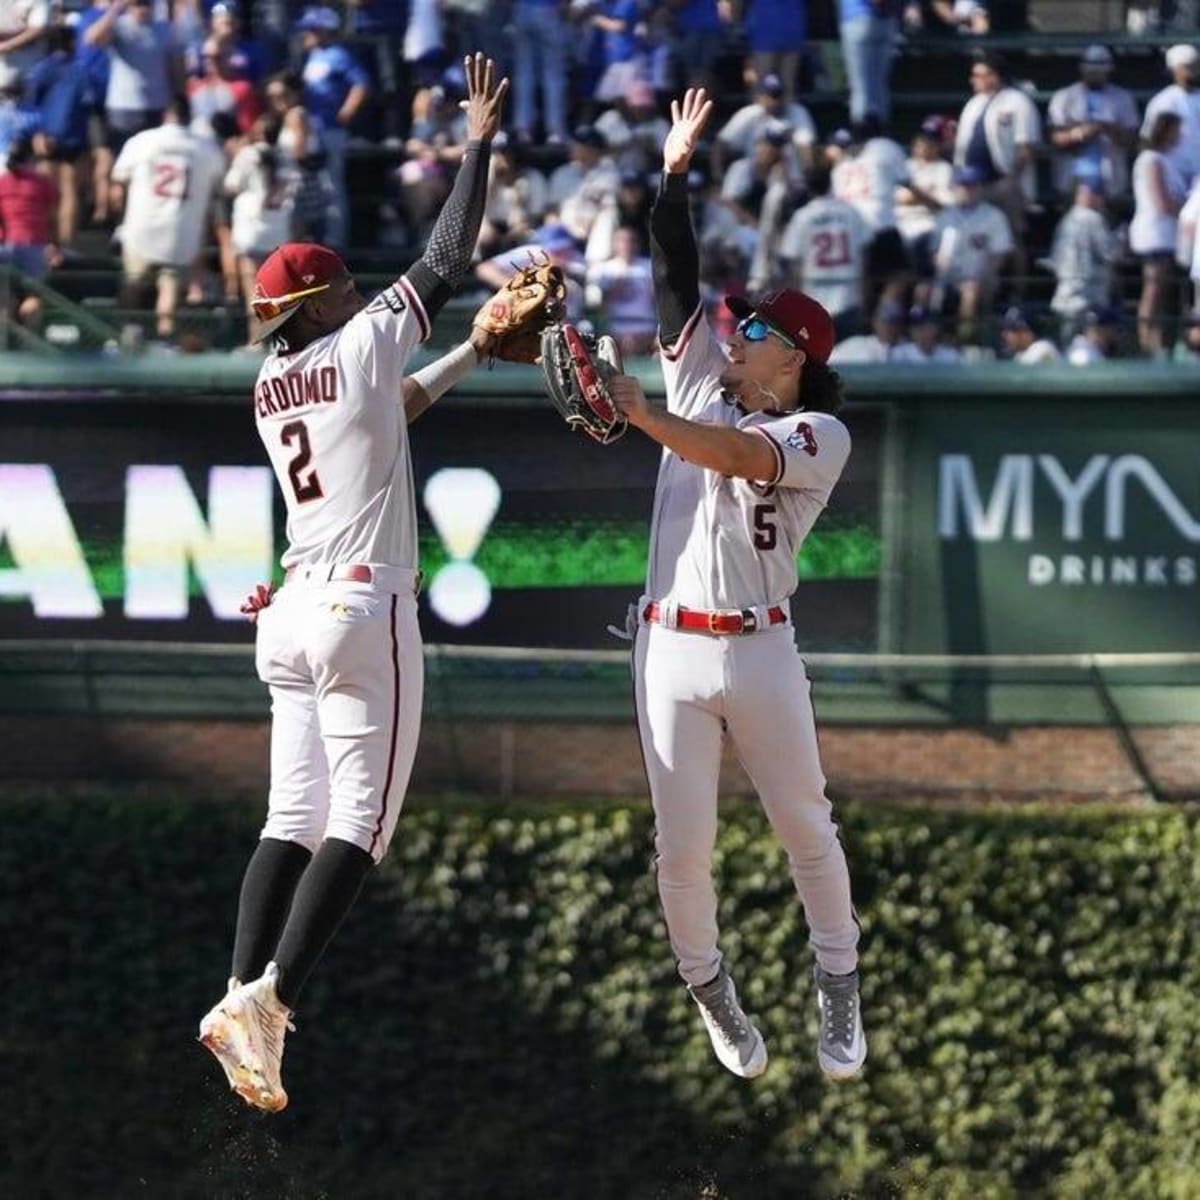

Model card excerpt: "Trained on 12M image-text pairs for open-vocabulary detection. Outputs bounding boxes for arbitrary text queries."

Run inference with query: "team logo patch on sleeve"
[786,421,819,456]
[366,285,407,315]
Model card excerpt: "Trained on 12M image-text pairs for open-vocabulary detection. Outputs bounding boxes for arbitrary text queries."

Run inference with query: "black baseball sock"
[271,838,375,1010]
[230,837,313,985]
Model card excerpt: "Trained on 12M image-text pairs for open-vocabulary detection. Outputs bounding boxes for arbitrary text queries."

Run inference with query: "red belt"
[286,563,375,584]
[642,602,787,635]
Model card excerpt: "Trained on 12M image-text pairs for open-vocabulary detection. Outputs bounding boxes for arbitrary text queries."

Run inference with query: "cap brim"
[251,302,304,343]
[725,295,754,320]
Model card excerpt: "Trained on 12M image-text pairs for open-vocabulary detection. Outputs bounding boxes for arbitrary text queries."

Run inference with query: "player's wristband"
[410,340,478,404]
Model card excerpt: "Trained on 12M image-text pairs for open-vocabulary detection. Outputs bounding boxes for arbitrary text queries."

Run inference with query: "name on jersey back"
[256,367,339,419]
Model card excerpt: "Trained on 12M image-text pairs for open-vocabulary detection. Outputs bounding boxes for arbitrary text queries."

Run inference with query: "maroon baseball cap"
[725,288,836,365]
[252,242,348,337]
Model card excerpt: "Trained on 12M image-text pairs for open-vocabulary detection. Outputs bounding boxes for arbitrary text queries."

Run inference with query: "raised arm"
[650,87,713,348]
[402,53,509,321]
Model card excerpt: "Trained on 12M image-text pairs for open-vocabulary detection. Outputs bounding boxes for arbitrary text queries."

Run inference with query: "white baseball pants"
[254,569,423,863]
[634,622,860,985]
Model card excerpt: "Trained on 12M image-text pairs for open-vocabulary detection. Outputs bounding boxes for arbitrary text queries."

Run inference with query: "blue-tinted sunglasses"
[735,314,797,349]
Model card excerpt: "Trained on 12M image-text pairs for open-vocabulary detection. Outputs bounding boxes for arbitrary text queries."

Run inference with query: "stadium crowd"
[0,0,1199,361]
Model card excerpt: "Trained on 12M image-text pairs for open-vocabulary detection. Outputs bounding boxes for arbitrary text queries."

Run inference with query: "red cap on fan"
[252,243,348,337]
[725,288,836,365]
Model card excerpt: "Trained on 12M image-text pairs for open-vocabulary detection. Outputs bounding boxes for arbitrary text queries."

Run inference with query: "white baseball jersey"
[896,156,954,242]
[112,123,226,267]
[648,305,851,611]
[779,195,871,317]
[831,137,907,231]
[717,101,816,158]
[253,279,430,571]
[225,144,299,257]
[932,200,1013,284]
[954,86,1042,202]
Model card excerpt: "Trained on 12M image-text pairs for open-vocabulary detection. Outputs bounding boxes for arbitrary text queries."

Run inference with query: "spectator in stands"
[587,0,646,107]
[1047,46,1139,209]
[1177,170,1200,314]
[693,163,757,276]
[829,297,905,362]
[25,25,94,250]
[0,133,59,311]
[1171,311,1200,362]
[594,78,669,174]
[557,123,620,244]
[897,117,954,303]
[398,79,468,242]
[720,119,792,242]
[741,0,808,103]
[110,93,225,341]
[0,74,40,169]
[832,114,913,310]
[778,164,870,337]
[586,220,656,355]
[586,166,651,260]
[1066,305,1120,365]
[931,164,1012,343]
[1142,43,1200,185]
[668,0,729,93]
[86,0,182,157]
[265,71,338,244]
[911,0,989,35]
[192,2,268,85]
[403,0,446,93]
[892,305,961,362]
[188,37,261,136]
[476,220,586,320]
[225,111,296,325]
[998,303,1061,364]
[1131,111,1186,356]
[1047,178,1116,335]
[479,130,549,257]
[346,0,407,144]
[512,0,569,145]
[442,0,506,86]
[297,5,369,249]
[74,0,115,227]
[838,0,902,123]
[712,72,815,178]
[0,1,48,92]
[953,50,1040,283]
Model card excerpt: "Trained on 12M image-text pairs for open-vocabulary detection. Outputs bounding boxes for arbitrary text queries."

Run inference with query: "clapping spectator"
[953,50,1041,281]
[892,305,961,362]
[1047,45,1139,206]
[224,112,297,325]
[586,221,656,355]
[896,117,954,298]
[1066,305,1120,365]
[298,5,370,248]
[24,25,94,249]
[999,304,1062,363]
[187,37,261,137]
[85,0,182,157]
[838,0,902,123]
[777,164,870,336]
[1047,179,1116,333]
[0,0,48,92]
[264,71,338,244]
[740,0,808,102]
[930,163,1012,342]
[1142,44,1200,186]
[1131,111,1186,355]
[110,93,225,340]
[712,72,815,178]
[512,0,569,144]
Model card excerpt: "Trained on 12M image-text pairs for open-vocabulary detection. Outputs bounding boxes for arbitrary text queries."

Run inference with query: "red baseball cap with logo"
[252,242,349,338]
[725,288,836,365]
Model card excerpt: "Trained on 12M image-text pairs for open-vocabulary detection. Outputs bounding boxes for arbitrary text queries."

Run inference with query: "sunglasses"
[736,315,797,349]
[251,282,330,321]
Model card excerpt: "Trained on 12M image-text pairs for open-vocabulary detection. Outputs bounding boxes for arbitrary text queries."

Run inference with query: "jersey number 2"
[281,420,323,503]
[753,503,777,550]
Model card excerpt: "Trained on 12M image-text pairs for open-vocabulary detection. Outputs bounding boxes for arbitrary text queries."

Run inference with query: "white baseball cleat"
[814,965,867,1081]
[199,962,294,1112]
[688,967,768,1079]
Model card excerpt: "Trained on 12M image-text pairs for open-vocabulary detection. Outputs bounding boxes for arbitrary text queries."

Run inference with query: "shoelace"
[820,980,857,1048]
[250,993,294,1077]
[706,990,750,1047]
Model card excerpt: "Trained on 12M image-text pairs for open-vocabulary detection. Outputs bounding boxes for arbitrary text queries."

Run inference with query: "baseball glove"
[540,322,627,445]
[472,255,568,364]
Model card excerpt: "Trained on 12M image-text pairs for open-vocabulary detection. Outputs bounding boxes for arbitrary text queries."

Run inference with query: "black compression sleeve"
[650,171,701,348]
[402,139,492,321]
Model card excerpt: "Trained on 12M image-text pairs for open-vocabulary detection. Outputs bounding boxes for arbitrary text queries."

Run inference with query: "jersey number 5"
[281,419,323,503]
[753,503,777,550]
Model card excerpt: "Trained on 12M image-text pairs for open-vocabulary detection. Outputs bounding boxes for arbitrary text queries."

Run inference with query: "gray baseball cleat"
[688,967,768,1079]
[814,965,867,1081]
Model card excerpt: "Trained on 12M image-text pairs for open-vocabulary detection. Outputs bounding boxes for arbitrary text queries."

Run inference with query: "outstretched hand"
[662,87,714,175]
[459,52,510,144]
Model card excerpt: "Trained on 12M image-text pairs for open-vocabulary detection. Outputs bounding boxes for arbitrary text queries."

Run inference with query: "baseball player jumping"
[608,89,866,1082]
[198,54,509,1114]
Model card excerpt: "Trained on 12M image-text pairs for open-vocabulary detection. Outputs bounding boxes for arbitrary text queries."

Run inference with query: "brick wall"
[3,718,1197,803]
